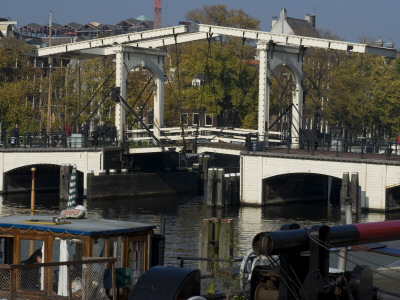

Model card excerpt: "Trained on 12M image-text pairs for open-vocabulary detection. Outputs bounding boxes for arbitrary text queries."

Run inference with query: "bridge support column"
[257,43,270,142]
[291,79,303,149]
[115,50,127,143]
[114,46,166,142]
[153,64,165,139]
[0,153,3,194]
[256,43,305,148]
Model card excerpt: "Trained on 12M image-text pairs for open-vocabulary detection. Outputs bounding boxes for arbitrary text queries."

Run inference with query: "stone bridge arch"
[4,164,84,196]
[0,150,104,195]
[261,172,342,205]
[241,154,400,210]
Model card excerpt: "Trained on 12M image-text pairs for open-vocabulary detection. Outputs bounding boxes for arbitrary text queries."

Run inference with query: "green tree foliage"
[164,39,258,128]
[325,53,400,141]
[0,38,43,132]
[162,5,260,128]
[49,56,115,132]
[78,57,115,127]
[301,28,400,143]
[125,68,155,129]
[186,4,260,29]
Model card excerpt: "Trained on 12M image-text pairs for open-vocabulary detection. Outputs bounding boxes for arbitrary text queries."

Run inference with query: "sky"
[4,0,400,49]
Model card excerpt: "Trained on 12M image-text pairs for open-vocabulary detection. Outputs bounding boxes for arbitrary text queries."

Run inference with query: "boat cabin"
[0,214,156,299]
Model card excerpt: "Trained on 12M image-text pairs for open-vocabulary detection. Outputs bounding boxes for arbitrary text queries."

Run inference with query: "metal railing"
[1,129,119,149]
[0,258,116,300]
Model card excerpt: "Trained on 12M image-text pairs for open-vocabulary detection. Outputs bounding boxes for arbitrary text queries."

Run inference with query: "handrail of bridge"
[126,127,400,159]
[36,25,189,57]
[198,24,398,57]
[2,127,400,161]
[0,130,118,149]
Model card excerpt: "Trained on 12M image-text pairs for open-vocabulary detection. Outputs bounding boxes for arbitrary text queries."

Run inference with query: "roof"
[39,23,62,30]
[286,17,319,38]
[118,18,141,26]
[194,73,205,80]
[136,15,150,21]
[20,23,42,30]
[66,22,82,29]
[0,215,156,236]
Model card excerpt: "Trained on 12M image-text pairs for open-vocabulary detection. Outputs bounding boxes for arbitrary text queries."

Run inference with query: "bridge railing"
[0,130,119,149]
[294,133,400,160]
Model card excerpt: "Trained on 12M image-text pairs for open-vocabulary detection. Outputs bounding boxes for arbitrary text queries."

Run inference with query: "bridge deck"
[0,146,121,152]
[193,142,400,164]
[2,143,399,165]
[245,147,400,165]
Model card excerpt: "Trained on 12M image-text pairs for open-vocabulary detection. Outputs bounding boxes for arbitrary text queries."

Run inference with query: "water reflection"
[0,192,394,268]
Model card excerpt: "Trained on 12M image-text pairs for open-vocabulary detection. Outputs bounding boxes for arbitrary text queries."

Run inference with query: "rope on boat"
[306,230,400,284]
[0,225,86,237]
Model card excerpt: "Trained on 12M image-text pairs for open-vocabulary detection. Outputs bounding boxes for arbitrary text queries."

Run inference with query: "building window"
[205,114,213,126]
[181,113,188,125]
[193,113,200,126]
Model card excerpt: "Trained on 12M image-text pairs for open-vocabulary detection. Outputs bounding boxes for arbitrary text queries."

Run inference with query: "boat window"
[51,238,84,294]
[0,237,13,264]
[93,238,106,257]
[20,239,44,264]
[51,238,84,262]
[110,237,122,268]
[129,239,146,284]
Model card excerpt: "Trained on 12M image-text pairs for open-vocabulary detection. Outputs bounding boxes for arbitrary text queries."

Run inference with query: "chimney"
[280,8,287,20]
[305,14,316,28]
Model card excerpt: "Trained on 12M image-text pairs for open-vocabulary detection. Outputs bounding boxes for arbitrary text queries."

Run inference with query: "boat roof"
[0,215,156,237]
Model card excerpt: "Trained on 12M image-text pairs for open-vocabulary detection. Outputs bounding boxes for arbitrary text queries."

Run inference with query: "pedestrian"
[81,120,89,146]
[21,248,42,290]
[11,123,20,147]
[63,124,72,137]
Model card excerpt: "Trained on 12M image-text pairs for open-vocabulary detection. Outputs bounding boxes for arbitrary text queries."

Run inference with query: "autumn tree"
[163,5,260,128]
[0,38,44,133]
[186,4,260,29]
[324,52,400,142]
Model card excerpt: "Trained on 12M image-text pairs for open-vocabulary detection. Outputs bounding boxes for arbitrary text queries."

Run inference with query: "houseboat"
[0,213,156,299]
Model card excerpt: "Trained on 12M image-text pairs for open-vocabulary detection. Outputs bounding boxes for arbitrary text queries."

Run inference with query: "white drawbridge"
[37,24,397,147]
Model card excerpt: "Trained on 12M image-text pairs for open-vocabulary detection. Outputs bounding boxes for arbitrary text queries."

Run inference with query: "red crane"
[154,0,162,29]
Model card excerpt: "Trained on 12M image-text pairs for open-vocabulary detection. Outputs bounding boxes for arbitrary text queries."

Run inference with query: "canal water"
[2,192,400,269]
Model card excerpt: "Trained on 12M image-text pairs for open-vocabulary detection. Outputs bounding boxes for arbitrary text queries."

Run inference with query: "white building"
[271,8,318,37]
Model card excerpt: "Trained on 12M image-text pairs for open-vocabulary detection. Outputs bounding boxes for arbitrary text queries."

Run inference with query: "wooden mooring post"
[207,168,240,207]
[338,171,360,270]
[198,154,211,193]
[207,168,218,206]
[198,218,234,272]
[340,172,360,215]
[59,164,72,200]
